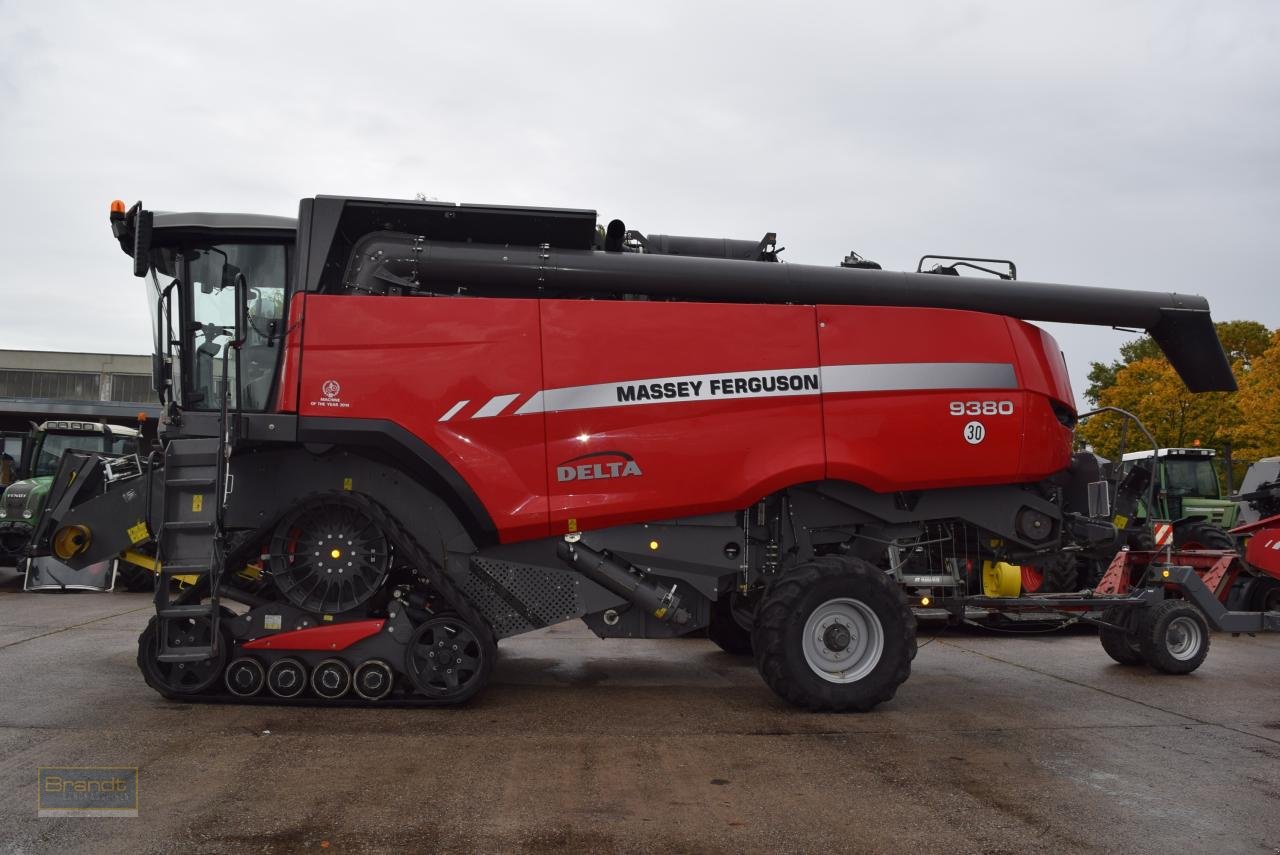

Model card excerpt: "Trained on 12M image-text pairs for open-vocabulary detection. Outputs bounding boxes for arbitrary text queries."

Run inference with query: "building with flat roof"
[0,349,161,434]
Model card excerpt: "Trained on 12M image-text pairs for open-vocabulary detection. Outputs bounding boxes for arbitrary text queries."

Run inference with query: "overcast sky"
[1,1,1276,407]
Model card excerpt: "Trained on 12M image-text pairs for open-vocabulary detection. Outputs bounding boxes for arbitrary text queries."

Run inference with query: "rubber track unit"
[751,555,915,712]
[140,491,496,707]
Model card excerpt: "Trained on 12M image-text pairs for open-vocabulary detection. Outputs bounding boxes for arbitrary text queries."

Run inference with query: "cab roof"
[39,420,140,437]
[1120,447,1215,461]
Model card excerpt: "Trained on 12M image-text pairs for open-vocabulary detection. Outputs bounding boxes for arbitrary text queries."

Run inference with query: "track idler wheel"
[404,615,493,704]
[353,660,395,701]
[311,658,352,699]
[267,658,308,698]
[225,657,266,697]
[268,495,392,614]
[137,616,228,697]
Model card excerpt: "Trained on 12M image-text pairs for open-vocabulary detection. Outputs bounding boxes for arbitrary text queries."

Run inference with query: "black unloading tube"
[557,537,690,625]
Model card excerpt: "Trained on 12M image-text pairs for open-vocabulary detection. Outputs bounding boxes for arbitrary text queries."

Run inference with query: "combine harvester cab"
[31,195,1264,711]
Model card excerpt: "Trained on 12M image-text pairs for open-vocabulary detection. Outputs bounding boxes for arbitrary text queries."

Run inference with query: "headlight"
[0,510,6,518]
[22,510,32,519]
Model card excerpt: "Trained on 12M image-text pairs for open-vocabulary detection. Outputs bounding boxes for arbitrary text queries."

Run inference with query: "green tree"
[1226,329,1280,462]
[1085,321,1269,406]
[1078,321,1273,473]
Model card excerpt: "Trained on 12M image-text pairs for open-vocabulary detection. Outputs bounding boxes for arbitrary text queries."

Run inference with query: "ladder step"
[164,520,215,532]
[156,648,217,663]
[160,563,210,577]
[165,477,216,488]
[157,604,215,619]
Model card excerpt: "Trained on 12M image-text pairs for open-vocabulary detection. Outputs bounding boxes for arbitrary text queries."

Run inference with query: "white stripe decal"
[510,362,1015,416]
[447,362,1015,419]
[473,393,522,419]
[438,399,470,422]
[821,362,1017,393]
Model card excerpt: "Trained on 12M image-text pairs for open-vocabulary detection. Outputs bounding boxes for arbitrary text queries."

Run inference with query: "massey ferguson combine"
[32,195,1277,711]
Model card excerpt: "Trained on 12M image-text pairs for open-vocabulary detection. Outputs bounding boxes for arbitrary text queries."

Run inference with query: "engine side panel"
[295,296,1075,542]
[537,300,825,533]
[818,306,1041,491]
[297,295,550,541]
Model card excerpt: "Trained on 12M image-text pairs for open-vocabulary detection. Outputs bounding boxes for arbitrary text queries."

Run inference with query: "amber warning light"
[110,199,127,215]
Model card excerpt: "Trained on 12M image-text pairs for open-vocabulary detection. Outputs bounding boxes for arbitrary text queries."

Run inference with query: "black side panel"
[295,416,496,544]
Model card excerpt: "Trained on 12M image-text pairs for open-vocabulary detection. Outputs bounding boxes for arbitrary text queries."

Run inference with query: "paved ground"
[1,564,1279,855]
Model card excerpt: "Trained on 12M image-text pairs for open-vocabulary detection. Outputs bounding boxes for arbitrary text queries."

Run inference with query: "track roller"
[225,657,266,697]
[267,657,308,698]
[405,615,492,704]
[353,660,395,701]
[311,658,352,699]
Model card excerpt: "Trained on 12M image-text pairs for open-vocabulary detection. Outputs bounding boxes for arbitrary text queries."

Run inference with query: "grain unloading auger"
[33,194,1269,711]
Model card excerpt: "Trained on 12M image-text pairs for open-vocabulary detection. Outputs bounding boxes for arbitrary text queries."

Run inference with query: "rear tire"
[1020,552,1079,593]
[1247,577,1280,613]
[1173,522,1235,551]
[1138,600,1210,674]
[1097,606,1144,665]
[116,563,155,593]
[707,594,753,655]
[752,555,915,712]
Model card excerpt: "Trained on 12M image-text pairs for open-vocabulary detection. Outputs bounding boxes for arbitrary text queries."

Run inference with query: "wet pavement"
[1,564,1278,854]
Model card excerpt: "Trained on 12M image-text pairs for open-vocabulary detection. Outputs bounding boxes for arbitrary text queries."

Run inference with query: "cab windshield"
[34,432,136,477]
[1163,458,1220,498]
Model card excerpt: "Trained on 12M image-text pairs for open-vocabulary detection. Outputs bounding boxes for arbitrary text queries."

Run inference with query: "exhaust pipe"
[557,538,690,625]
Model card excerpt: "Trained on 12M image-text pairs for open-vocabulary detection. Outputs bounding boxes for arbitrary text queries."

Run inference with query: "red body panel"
[1242,518,1280,579]
[539,301,824,531]
[300,296,550,541]
[274,292,307,413]
[296,296,1077,542]
[242,618,386,651]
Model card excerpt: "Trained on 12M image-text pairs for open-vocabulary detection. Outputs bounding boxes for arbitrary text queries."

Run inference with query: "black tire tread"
[1172,522,1235,551]
[751,555,915,712]
[1097,606,1144,665]
[1022,552,1079,593]
[1138,599,1210,674]
[707,595,753,655]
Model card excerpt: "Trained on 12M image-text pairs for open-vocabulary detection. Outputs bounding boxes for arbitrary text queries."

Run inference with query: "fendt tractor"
[0,419,148,591]
[32,196,1279,712]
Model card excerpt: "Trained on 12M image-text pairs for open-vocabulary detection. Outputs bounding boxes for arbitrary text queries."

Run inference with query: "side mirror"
[234,272,248,347]
[151,353,168,400]
[18,430,35,480]
[221,262,243,292]
[131,204,152,278]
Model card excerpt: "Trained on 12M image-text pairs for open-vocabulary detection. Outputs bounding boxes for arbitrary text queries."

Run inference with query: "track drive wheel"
[1020,552,1079,594]
[752,555,915,712]
[404,614,493,704]
[1097,606,1144,665]
[1138,599,1210,674]
[707,593,753,655]
[268,494,392,614]
[1173,522,1235,551]
[137,616,228,698]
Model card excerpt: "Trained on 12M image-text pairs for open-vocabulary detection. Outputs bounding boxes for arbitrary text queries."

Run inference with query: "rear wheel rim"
[1165,615,1204,661]
[801,597,884,684]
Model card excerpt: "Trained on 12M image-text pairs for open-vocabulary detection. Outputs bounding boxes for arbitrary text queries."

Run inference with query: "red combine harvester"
[33,196,1277,711]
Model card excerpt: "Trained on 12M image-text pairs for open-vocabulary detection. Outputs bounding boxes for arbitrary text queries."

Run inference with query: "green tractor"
[1118,448,1239,540]
[0,420,149,591]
